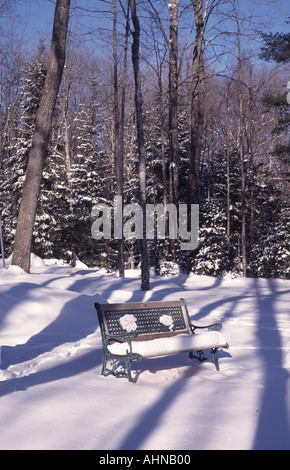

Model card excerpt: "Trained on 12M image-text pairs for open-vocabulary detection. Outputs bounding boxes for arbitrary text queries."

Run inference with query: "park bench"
[94,299,229,382]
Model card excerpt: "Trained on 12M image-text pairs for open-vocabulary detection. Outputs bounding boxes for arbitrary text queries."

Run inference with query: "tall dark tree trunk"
[118,2,130,277]
[130,0,150,291]
[238,95,247,276]
[113,0,125,278]
[12,0,71,272]
[147,0,180,256]
[168,0,180,207]
[233,0,247,276]
[189,0,205,204]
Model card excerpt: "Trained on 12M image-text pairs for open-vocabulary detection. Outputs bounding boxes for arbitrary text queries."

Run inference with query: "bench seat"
[107,330,227,359]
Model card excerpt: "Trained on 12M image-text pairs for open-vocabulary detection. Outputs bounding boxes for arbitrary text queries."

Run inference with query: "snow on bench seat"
[107,330,228,359]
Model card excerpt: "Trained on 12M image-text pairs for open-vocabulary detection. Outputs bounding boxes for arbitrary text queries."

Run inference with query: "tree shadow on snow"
[253,278,290,450]
[0,348,101,398]
[118,376,188,450]
[0,283,101,397]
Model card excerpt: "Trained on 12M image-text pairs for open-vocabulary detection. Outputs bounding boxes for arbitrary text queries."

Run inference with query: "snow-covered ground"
[0,254,289,450]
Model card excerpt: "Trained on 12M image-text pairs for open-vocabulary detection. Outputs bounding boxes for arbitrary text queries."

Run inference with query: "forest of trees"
[0,0,289,281]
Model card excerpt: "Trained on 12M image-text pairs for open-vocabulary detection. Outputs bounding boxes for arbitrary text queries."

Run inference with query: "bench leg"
[100,350,143,382]
[211,348,220,371]
[101,355,128,379]
[101,350,108,376]
[189,348,220,371]
[125,358,134,382]
[124,354,143,382]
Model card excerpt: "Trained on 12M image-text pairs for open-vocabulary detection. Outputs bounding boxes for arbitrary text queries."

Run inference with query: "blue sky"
[241,0,289,34]
[13,0,289,51]
[15,0,56,40]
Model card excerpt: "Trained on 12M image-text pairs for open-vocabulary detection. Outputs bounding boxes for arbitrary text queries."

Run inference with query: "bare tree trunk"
[151,25,168,209]
[113,0,125,278]
[225,82,232,253]
[158,68,168,209]
[233,0,247,276]
[60,52,73,214]
[168,0,180,207]
[119,2,130,178]
[12,0,71,272]
[130,0,150,291]
[238,98,247,276]
[189,0,205,204]
[247,61,255,256]
[147,0,180,207]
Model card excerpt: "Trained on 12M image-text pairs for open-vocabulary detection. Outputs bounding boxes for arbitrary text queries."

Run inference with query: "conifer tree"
[69,79,109,265]
[2,59,47,253]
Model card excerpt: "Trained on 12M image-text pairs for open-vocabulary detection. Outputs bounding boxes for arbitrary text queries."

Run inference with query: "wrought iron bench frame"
[94,298,229,382]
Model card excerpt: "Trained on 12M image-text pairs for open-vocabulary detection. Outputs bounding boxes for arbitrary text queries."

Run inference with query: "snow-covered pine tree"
[3,53,71,261]
[251,203,290,279]
[190,152,229,276]
[69,79,109,266]
[183,149,245,277]
[2,59,47,253]
[33,112,70,259]
[249,157,290,278]
[143,94,168,273]
[143,98,192,274]
[191,199,228,276]
[271,204,290,278]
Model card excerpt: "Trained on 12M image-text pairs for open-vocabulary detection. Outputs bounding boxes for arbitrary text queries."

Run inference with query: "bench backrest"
[95,300,191,341]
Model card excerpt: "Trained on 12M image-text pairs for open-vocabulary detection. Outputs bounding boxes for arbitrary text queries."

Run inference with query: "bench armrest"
[180,297,222,334]
[102,331,137,356]
[189,321,222,333]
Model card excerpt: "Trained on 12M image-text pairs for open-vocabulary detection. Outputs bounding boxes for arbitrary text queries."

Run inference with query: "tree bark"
[189,0,205,204]
[12,0,71,272]
[168,0,180,207]
[233,0,247,276]
[130,0,150,290]
[113,0,125,278]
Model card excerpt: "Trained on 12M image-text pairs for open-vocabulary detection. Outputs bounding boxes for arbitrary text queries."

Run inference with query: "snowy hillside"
[0,255,289,450]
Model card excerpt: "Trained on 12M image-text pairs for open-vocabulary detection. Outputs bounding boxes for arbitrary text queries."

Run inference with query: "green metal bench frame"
[95,298,229,382]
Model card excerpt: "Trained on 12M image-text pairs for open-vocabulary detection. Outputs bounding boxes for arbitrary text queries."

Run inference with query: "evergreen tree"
[260,30,290,64]
[2,59,47,253]
[256,22,290,279]
[1,56,72,260]
[192,199,228,276]
[190,152,230,276]
[34,135,70,259]
[69,80,110,266]
[260,21,290,195]
[252,203,290,279]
